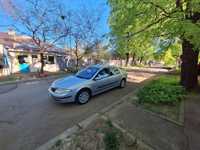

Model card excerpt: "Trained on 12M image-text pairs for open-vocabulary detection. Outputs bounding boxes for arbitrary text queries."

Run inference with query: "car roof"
[90,64,111,69]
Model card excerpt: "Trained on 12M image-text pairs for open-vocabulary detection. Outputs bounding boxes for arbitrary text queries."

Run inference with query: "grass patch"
[104,120,121,150]
[137,75,186,105]
[134,75,186,122]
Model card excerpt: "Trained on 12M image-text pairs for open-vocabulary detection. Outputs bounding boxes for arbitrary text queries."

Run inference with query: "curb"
[101,115,155,150]
[0,74,67,86]
[36,113,100,150]
[99,91,133,115]
[36,125,80,150]
[131,96,184,127]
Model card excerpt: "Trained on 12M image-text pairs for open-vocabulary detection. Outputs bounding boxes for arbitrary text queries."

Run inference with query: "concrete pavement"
[184,95,200,150]
[106,101,187,150]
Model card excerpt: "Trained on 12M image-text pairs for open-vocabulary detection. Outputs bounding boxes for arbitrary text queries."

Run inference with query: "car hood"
[51,75,88,89]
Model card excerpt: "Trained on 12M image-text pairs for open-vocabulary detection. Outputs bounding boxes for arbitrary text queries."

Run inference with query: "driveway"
[0,70,155,150]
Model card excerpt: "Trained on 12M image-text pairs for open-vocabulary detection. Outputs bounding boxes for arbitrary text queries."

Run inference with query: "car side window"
[96,68,112,80]
[111,67,120,75]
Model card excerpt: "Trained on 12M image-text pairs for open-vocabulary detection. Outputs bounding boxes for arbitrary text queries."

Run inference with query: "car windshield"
[76,67,99,79]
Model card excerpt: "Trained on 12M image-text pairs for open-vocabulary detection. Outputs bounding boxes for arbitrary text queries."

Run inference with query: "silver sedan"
[48,64,127,104]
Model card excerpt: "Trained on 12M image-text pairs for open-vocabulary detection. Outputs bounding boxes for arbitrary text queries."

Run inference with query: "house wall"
[0,47,63,76]
[9,51,61,73]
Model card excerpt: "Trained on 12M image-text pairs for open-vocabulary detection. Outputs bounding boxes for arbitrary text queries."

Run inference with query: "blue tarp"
[19,63,30,73]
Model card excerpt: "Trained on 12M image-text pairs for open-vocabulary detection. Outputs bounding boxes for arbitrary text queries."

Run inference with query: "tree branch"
[142,0,169,15]
[124,16,168,38]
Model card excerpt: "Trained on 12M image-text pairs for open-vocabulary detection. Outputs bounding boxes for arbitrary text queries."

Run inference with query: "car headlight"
[55,88,72,94]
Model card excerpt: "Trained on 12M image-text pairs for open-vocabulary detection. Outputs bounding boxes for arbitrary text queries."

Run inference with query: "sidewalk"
[0,73,68,94]
[105,101,187,150]
[0,71,68,86]
[184,94,200,150]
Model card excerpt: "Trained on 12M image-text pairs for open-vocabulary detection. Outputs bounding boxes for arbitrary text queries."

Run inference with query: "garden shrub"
[137,76,186,105]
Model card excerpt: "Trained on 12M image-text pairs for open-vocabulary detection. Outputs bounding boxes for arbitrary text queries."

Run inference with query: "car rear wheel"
[120,79,126,88]
[76,89,91,104]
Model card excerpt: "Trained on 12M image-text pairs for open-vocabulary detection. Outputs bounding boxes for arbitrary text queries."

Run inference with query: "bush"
[137,76,186,105]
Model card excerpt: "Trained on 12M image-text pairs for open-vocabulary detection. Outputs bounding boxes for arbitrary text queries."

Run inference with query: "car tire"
[76,89,91,104]
[119,79,126,88]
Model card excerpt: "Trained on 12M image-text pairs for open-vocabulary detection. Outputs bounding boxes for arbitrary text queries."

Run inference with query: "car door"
[110,66,122,87]
[92,68,114,94]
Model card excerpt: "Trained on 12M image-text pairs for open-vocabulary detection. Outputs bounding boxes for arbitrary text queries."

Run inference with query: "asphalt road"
[0,73,142,150]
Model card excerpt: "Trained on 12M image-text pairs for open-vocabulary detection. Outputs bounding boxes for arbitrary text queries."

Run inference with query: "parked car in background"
[48,64,127,104]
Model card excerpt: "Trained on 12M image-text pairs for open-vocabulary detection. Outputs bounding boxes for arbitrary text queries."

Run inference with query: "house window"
[48,56,55,64]
[32,55,38,58]
[47,56,55,64]
[42,55,55,64]
[32,55,38,64]
[18,55,28,64]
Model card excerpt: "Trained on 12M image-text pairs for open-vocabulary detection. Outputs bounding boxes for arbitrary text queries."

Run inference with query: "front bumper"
[48,88,75,103]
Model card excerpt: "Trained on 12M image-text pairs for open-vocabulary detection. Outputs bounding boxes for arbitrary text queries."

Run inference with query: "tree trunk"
[40,53,44,73]
[131,53,136,66]
[125,52,129,67]
[76,57,79,71]
[74,48,79,72]
[74,41,79,71]
[176,0,200,90]
[119,57,123,66]
[139,56,143,64]
[181,39,199,90]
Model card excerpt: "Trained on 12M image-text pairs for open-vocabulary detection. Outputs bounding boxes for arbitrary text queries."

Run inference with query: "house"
[0,29,71,75]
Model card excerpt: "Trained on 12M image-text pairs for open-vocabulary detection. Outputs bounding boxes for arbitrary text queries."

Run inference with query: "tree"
[108,0,200,90]
[2,0,71,73]
[63,5,102,71]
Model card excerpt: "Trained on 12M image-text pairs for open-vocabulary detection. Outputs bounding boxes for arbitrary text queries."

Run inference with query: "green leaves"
[137,76,186,105]
[108,0,200,57]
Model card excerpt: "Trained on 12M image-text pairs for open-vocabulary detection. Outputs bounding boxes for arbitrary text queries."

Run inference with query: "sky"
[0,0,110,37]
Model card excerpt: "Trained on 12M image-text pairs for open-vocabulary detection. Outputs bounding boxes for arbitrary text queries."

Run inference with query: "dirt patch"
[49,118,150,150]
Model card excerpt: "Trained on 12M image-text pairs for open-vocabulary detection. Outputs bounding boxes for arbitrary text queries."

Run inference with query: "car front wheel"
[76,89,91,104]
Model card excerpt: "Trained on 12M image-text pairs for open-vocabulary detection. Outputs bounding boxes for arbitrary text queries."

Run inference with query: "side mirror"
[94,76,101,81]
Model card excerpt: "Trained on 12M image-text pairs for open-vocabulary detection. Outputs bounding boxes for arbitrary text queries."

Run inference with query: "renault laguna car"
[48,64,127,104]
